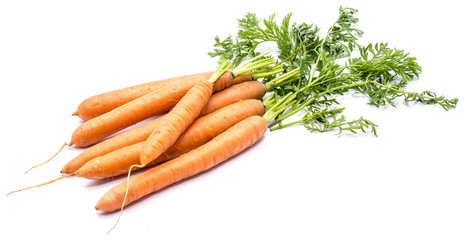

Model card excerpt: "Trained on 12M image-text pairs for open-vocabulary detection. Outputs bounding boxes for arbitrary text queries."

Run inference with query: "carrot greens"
[210,6,458,135]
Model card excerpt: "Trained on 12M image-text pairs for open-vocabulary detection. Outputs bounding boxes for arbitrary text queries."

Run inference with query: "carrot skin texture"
[73,75,186,121]
[76,99,264,179]
[61,116,163,174]
[70,72,233,147]
[76,142,145,179]
[199,81,266,117]
[74,71,245,121]
[61,81,263,174]
[95,116,268,212]
[231,75,252,85]
[140,81,213,165]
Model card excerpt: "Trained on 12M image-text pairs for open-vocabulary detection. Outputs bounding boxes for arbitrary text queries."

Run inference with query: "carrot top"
[232,51,283,78]
[208,59,231,84]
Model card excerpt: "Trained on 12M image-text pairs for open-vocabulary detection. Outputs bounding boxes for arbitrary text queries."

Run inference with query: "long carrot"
[138,79,215,166]
[72,74,188,122]
[76,99,264,179]
[95,115,267,212]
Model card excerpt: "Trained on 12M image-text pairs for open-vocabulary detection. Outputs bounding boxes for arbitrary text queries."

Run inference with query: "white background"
[1,0,463,239]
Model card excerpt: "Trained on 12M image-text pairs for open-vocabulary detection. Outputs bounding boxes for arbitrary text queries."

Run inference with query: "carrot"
[61,116,164,174]
[199,81,266,117]
[138,80,214,165]
[73,70,253,121]
[69,70,233,148]
[231,74,252,85]
[75,99,264,179]
[95,115,267,212]
[73,74,185,122]
[61,81,266,174]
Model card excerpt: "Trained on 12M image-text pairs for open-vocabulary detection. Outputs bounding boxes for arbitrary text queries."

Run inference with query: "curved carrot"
[69,72,233,147]
[61,81,266,174]
[76,99,264,179]
[95,115,268,212]
[139,80,213,165]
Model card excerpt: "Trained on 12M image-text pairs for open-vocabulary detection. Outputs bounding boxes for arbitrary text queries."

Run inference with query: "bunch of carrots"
[7,7,459,234]
[8,52,287,218]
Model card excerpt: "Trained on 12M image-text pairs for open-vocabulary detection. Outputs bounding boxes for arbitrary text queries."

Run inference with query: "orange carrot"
[95,115,267,212]
[139,80,214,165]
[69,71,233,147]
[61,116,164,174]
[76,99,264,179]
[73,70,251,121]
[61,81,266,174]
[231,74,253,85]
[73,75,184,122]
[199,81,266,117]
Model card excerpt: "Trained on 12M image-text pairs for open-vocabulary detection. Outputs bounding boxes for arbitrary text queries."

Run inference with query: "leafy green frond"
[210,7,458,136]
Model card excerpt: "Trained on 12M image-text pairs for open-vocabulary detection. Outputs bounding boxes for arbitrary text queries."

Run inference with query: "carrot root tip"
[6,173,75,196]
[24,142,69,174]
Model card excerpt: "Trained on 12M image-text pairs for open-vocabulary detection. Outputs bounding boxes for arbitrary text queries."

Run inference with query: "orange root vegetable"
[199,81,266,117]
[73,75,182,122]
[139,80,213,165]
[231,75,253,85]
[61,117,164,174]
[95,115,267,212]
[61,81,265,174]
[73,70,250,121]
[69,72,233,148]
[75,99,264,179]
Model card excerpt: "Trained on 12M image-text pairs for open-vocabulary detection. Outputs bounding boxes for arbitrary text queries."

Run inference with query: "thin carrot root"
[24,142,69,174]
[6,173,75,196]
[107,163,144,234]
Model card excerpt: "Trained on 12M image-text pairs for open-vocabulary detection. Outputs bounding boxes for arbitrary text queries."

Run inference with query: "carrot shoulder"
[95,115,268,212]
[75,99,264,179]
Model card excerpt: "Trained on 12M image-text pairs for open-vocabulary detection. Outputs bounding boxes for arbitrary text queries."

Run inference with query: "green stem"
[263,98,297,122]
[209,60,231,84]
[252,64,284,79]
[233,51,272,77]
[265,68,301,90]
